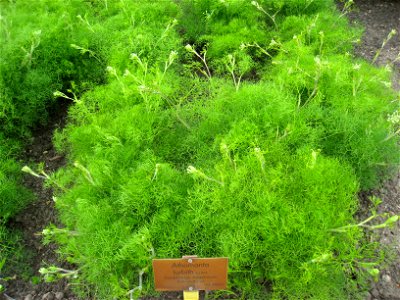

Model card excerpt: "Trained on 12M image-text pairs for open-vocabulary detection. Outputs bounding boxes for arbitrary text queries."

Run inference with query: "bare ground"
[1,102,78,300]
[346,1,400,299]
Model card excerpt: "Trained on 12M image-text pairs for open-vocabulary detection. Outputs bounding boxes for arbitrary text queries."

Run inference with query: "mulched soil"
[1,1,399,300]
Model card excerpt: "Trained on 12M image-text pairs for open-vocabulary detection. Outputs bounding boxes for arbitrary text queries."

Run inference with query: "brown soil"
[349,0,400,88]
[346,1,400,299]
[1,102,78,300]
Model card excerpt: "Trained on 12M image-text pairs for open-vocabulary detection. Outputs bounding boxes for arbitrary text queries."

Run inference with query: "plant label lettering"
[152,257,228,291]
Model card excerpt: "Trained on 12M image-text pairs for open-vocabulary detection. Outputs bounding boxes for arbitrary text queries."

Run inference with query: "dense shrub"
[179,0,359,81]
[0,142,32,222]
[0,140,32,284]
[0,0,106,138]
[0,0,397,298]
[0,0,105,282]
[265,42,398,188]
[45,0,399,299]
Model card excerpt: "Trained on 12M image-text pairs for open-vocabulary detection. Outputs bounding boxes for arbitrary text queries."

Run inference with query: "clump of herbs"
[1,0,398,299]
[43,0,400,299]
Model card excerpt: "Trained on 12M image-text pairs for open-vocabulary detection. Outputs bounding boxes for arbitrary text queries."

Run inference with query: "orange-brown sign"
[152,257,228,291]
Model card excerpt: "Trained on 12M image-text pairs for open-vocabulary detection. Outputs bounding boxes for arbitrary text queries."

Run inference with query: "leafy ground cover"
[1,0,399,299]
[0,141,33,284]
[0,0,105,291]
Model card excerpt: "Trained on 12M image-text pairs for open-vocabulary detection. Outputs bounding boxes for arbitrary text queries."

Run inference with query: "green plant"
[185,44,212,80]
[7,0,397,299]
[372,29,397,64]
[251,0,279,29]
[0,0,106,138]
[0,143,32,222]
[339,0,355,18]
[0,225,34,287]
[39,265,79,283]
[331,213,399,232]
[223,52,253,91]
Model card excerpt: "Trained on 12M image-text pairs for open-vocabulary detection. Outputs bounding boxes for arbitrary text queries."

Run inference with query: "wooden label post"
[153,256,228,299]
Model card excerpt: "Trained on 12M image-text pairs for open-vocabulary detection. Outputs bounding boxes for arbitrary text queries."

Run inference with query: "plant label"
[152,257,228,291]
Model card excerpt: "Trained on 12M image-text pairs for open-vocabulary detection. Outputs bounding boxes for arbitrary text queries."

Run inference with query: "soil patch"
[346,0,400,299]
[359,174,400,300]
[349,0,400,87]
[1,101,78,300]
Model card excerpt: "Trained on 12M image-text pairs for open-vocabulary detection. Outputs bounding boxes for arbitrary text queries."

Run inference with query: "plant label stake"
[183,290,200,300]
[153,255,228,299]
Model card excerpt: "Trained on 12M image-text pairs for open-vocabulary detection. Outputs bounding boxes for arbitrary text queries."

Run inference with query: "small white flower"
[185,44,194,52]
[138,85,147,92]
[187,165,197,174]
[310,253,331,263]
[130,53,139,60]
[269,39,278,47]
[22,166,42,178]
[168,50,178,63]
[42,229,51,235]
[388,111,400,124]
[39,267,48,274]
[123,69,131,77]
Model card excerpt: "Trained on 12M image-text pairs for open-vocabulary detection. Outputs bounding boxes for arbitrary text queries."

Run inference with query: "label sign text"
[152,257,228,291]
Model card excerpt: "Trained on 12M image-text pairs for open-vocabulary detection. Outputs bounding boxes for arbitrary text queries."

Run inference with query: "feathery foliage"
[1,0,399,299]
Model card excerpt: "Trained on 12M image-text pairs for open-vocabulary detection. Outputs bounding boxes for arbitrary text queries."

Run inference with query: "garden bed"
[1,1,399,299]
